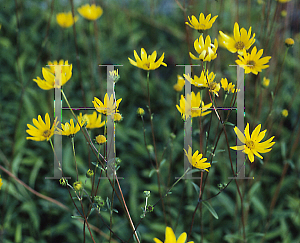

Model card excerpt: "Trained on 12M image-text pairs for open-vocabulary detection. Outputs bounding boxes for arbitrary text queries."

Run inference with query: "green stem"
[146,70,166,223]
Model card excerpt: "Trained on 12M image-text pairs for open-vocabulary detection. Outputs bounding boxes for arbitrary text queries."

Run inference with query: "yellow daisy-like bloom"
[176,91,212,119]
[236,47,271,75]
[81,112,105,129]
[33,60,72,90]
[221,78,238,93]
[60,119,80,136]
[184,71,220,96]
[185,13,218,31]
[26,113,57,141]
[128,48,167,70]
[77,4,103,21]
[154,226,194,243]
[219,22,255,55]
[190,35,218,62]
[173,75,185,92]
[73,181,83,191]
[56,12,78,28]
[96,135,107,144]
[183,146,211,172]
[262,77,270,87]
[93,93,122,116]
[281,109,288,117]
[230,123,275,163]
[0,176,3,190]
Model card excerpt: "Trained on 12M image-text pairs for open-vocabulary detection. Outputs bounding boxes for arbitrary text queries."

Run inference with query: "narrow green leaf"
[203,201,218,219]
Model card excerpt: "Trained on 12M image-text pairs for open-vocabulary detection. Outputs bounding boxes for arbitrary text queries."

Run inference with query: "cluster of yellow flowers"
[25,8,279,242]
[56,4,103,28]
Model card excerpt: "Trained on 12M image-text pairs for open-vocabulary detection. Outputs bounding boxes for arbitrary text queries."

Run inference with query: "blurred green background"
[1,0,300,242]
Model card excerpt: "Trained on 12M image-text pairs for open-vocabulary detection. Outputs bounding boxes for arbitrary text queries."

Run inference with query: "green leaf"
[202,201,218,219]
[71,215,84,219]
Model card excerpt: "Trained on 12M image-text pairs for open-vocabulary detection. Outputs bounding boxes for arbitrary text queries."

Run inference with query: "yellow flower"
[285,38,294,47]
[73,181,83,191]
[26,113,57,141]
[96,135,107,144]
[281,109,288,117]
[184,71,220,96]
[154,226,194,243]
[219,22,255,55]
[60,119,80,136]
[235,47,271,75]
[86,169,94,178]
[183,146,211,172]
[93,93,122,116]
[114,113,123,122]
[185,13,218,31]
[0,176,3,190]
[33,60,72,90]
[221,78,238,93]
[137,108,145,116]
[81,112,105,129]
[189,35,218,62]
[56,12,78,28]
[277,0,291,3]
[173,75,185,92]
[262,77,270,87]
[128,48,167,70]
[230,123,275,163]
[176,91,212,119]
[77,4,103,21]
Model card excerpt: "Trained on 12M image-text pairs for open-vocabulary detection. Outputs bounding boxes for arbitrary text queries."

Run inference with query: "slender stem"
[146,70,166,223]
[71,137,79,181]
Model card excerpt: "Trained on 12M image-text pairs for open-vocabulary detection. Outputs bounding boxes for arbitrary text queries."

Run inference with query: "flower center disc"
[246,140,255,149]
[43,130,51,137]
[235,41,245,50]
[247,60,256,67]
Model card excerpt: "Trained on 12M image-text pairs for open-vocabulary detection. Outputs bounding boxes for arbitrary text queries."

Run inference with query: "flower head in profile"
[128,48,167,70]
[185,13,218,31]
[77,4,103,21]
[184,71,220,96]
[137,108,145,116]
[154,226,194,243]
[190,35,218,62]
[221,78,239,93]
[277,0,291,3]
[184,146,211,172]
[96,135,107,144]
[219,22,255,55]
[33,60,72,90]
[56,12,78,28]
[285,38,294,47]
[26,113,57,141]
[0,176,3,190]
[281,109,288,117]
[92,93,122,116]
[230,123,275,162]
[80,112,105,129]
[60,119,80,137]
[73,181,83,191]
[262,77,270,88]
[235,47,271,75]
[173,75,185,92]
[176,91,212,119]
